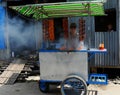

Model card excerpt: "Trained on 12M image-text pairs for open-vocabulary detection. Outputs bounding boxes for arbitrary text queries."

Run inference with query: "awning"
[9,1,105,20]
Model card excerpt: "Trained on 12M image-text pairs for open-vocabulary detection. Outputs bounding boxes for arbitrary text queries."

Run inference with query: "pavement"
[0,81,61,95]
[0,76,120,95]
[0,75,61,95]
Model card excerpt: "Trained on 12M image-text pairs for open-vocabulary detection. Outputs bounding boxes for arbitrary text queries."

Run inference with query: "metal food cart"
[10,0,107,95]
[39,49,107,94]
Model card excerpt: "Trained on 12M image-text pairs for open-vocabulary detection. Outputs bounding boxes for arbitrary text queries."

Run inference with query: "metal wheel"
[39,80,49,93]
[61,75,87,95]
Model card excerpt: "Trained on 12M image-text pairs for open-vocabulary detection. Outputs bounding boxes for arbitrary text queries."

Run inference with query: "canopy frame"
[9,0,106,20]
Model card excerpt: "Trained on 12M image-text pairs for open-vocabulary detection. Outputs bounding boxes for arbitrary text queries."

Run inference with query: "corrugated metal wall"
[94,0,119,67]
[68,0,119,67]
[94,32,119,67]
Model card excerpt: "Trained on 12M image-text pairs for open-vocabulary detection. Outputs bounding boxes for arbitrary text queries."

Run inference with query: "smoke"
[7,17,42,53]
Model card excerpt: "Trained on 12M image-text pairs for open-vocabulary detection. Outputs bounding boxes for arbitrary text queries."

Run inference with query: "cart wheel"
[61,75,87,95]
[39,81,49,93]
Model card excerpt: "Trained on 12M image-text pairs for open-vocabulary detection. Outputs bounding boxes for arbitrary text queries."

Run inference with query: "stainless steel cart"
[9,1,107,95]
[39,49,107,95]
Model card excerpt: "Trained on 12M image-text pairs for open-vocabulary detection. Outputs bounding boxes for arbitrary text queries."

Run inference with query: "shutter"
[0,6,5,49]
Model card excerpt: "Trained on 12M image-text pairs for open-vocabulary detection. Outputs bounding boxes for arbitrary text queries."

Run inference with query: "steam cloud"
[7,17,42,53]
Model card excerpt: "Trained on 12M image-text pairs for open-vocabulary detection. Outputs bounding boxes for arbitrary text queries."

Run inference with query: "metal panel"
[118,0,120,67]
[104,0,117,9]
[34,21,43,49]
[93,0,119,67]
[0,6,5,49]
[94,32,119,67]
[39,52,88,81]
[79,0,119,67]
[68,0,119,67]
[0,6,10,60]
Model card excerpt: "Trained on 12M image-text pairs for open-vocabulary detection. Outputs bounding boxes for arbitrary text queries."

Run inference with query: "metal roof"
[10,1,105,20]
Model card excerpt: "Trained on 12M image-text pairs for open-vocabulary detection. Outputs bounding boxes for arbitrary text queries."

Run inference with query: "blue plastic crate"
[88,73,108,85]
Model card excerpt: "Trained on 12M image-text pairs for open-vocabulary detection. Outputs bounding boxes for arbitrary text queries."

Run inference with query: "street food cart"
[10,0,107,95]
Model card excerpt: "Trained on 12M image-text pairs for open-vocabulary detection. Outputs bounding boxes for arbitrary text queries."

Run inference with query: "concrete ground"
[0,82,61,95]
[0,76,61,95]
[0,76,120,95]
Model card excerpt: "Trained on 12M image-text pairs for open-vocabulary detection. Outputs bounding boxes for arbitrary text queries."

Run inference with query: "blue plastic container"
[88,73,108,85]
